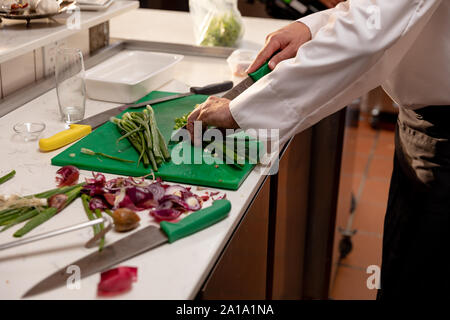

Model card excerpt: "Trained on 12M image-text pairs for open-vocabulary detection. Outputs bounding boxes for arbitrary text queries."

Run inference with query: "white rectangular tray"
[79,0,114,11]
[85,50,184,103]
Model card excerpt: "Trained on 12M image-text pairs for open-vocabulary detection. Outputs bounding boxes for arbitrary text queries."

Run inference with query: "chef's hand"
[246,21,312,73]
[187,96,239,146]
[319,0,343,9]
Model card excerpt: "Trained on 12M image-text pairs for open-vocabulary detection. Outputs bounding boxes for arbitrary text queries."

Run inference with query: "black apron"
[377,106,450,300]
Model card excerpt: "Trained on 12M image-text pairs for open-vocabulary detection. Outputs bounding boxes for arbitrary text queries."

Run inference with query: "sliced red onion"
[89,197,108,211]
[159,195,189,211]
[103,193,116,206]
[139,198,159,209]
[212,193,227,201]
[147,183,165,202]
[165,185,188,198]
[117,195,139,211]
[81,185,106,197]
[150,208,182,221]
[126,187,151,205]
[97,266,137,297]
[185,196,201,211]
[55,166,79,187]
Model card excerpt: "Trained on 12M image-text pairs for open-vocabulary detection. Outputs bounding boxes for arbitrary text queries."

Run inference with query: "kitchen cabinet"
[198,177,271,300]
[197,110,345,300]
[268,129,313,299]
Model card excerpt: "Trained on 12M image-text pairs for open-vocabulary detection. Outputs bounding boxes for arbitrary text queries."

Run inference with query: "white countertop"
[0,8,288,300]
[110,8,289,52]
[0,0,139,64]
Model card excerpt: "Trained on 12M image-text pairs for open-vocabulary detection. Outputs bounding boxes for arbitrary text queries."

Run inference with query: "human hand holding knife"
[186,61,273,145]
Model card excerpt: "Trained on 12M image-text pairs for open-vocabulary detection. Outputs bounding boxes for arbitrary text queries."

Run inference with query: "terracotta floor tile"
[341,233,383,269]
[356,120,378,138]
[330,266,378,300]
[374,138,395,158]
[352,153,370,176]
[359,178,391,205]
[352,174,362,195]
[352,200,387,235]
[340,152,357,175]
[378,129,395,142]
[355,135,376,155]
[367,156,394,180]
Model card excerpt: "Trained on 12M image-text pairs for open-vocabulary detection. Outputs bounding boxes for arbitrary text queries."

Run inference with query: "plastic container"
[226,49,258,77]
[85,50,184,103]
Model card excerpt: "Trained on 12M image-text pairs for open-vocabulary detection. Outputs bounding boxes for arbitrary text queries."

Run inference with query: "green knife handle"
[248,61,272,82]
[160,199,231,243]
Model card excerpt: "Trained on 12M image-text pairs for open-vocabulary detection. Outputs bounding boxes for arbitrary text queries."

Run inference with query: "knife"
[222,61,272,100]
[38,81,233,152]
[176,61,272,134]
[22,199,231,298]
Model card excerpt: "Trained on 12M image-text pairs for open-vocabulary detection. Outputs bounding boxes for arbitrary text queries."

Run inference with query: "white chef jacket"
[229,0,449,145]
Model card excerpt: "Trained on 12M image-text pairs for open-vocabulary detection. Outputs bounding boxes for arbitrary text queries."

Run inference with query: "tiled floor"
[330,118,396,300]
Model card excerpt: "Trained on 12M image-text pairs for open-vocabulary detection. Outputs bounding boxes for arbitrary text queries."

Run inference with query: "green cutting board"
[51,91,258,190]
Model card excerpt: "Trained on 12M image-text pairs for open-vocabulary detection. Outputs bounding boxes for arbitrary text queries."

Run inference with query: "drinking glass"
[55,48,86,124]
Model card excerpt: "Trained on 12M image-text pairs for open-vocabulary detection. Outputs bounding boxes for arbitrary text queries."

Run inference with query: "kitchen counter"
[0,9,291,299]
[0,0,139,64]
[110,8,289,52]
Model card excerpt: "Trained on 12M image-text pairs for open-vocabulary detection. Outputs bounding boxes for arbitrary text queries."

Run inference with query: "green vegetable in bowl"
[200,12,242,47]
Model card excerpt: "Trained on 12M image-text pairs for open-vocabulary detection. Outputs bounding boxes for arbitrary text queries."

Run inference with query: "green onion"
[81,194,105,252]
[0,170,16,185]
[111,105,171,172]
[1,208,39,232]
[81,148,134,163]
[13,186,83,238]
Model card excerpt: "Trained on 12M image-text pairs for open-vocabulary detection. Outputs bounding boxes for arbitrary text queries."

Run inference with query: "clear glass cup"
[55,48,86,124]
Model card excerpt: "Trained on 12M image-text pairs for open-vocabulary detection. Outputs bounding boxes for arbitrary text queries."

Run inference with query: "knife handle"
[160,199,231,243]
[248,61,272,82]
[190,81,233,95]
[39,124,91,152]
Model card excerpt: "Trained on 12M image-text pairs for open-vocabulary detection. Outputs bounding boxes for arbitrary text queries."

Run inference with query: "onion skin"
[112,208,140,232]
[55,166,79,187]
[89,197,109,211]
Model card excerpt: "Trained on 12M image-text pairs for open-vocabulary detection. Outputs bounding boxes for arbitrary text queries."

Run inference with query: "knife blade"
[22,199,231,298]
[38,81,233,152]
[222,61,272,101]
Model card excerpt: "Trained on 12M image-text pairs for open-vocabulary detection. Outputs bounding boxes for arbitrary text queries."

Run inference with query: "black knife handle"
[190,81,233,95]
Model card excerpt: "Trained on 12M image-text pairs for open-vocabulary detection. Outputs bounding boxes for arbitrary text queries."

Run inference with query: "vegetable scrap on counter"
[55,165,79,187]
[81,148,135,164]
[0,166,84,237]
[81,173,205,223]
[0,170,16,186]
[97,266,138,297]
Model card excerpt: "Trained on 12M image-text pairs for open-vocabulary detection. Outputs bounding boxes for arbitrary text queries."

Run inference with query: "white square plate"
[85,50,184,103]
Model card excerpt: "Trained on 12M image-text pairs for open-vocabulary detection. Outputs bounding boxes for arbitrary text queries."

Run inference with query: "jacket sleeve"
[229,0,442,145]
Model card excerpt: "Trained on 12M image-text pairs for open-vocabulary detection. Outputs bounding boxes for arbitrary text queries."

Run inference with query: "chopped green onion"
[81,148,134,163]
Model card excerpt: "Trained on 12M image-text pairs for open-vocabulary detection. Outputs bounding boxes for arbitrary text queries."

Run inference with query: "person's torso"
[382,1,450,109]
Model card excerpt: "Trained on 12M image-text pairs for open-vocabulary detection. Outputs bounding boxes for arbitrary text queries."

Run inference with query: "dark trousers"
[377,106,450,300]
